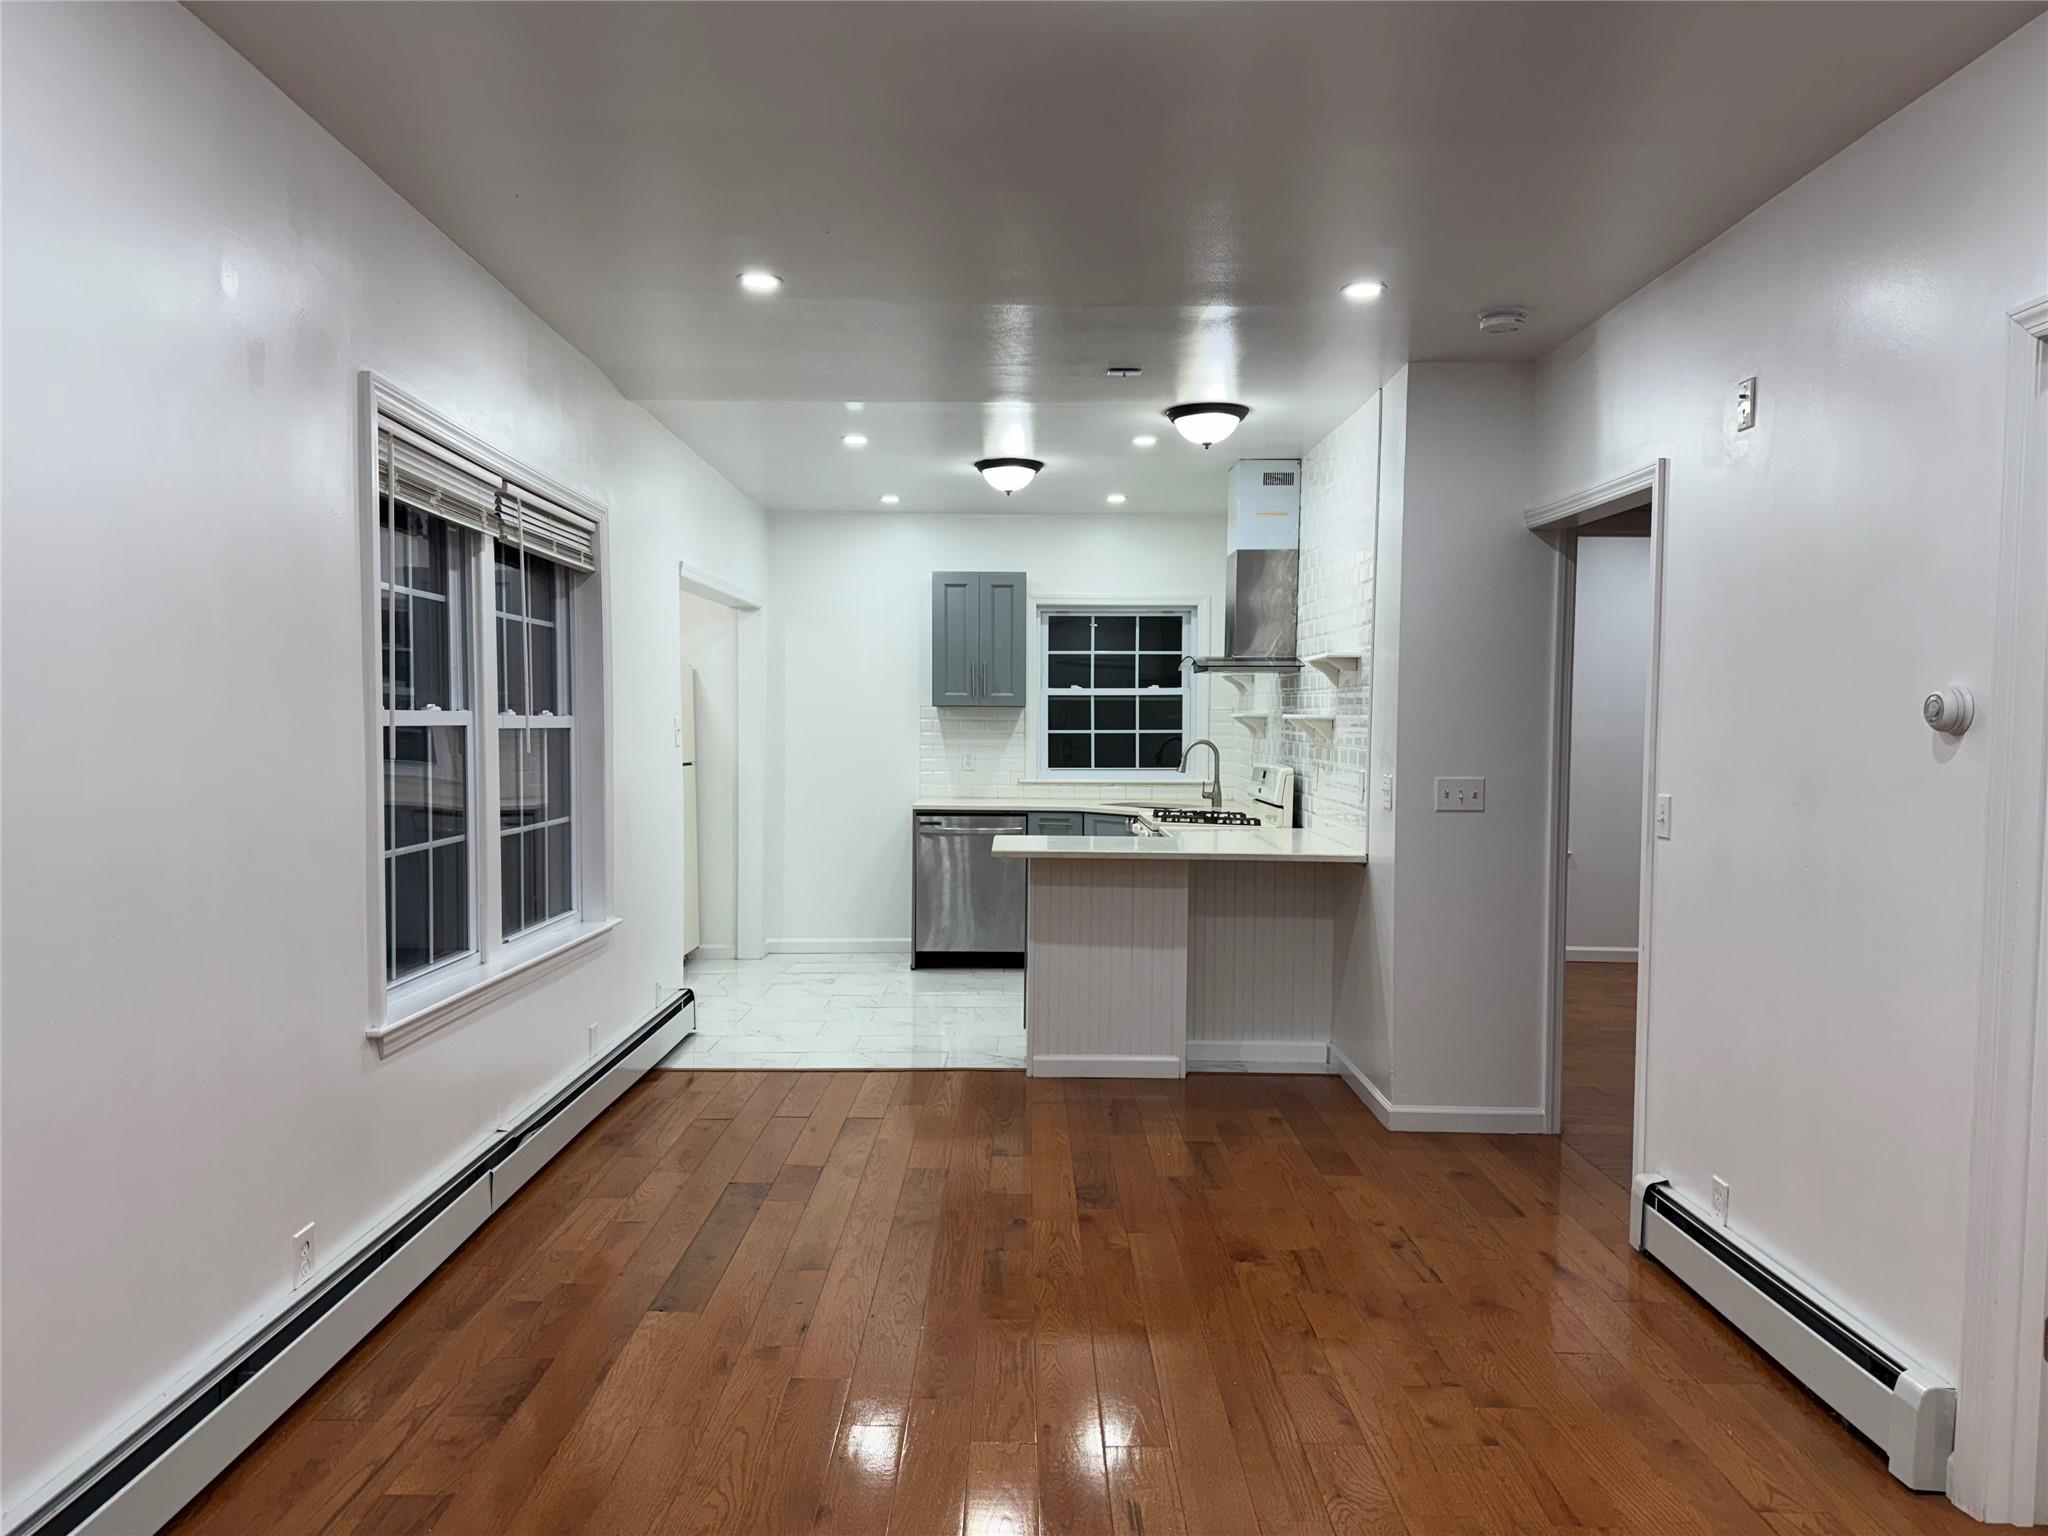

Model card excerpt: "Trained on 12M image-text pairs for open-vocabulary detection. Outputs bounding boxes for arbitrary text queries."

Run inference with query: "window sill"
[369,916,620,1058]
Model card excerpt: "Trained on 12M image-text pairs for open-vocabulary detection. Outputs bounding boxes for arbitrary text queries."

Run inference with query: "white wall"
[680,590,740,955]
[1383,366,1552,1112]
[0,4,765,1515]
[1533,18,2047,1378]
[765,510,1225,948]
[1565,536,1651,956]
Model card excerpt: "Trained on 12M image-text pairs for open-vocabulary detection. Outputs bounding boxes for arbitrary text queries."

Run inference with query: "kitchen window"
[368,382,612,1050]
[1040,607,1192,777]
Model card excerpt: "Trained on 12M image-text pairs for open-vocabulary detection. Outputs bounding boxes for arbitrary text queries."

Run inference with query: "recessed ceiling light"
[879,494,900,505]
[1106,493,1127,505]
[842,433,869,448]
[738,269,782,294]
[974,457,1043,495]
[1164,402,1250,449]
[1132,434,1158,448]
[1342,279,1386,301]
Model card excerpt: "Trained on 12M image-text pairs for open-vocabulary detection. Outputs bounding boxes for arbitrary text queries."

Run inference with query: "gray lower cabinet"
[1085,814,1136,837]
[1027,811,1085,836]
[932,571,1027,707]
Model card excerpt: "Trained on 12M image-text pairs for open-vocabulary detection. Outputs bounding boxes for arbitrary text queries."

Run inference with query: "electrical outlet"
[1735,376,1757,432]
[1711,1177,1731,1226]
[1655,793,1673,840]
[292,1222,316,1289]
[960,751,976,772]
[1434,776,1485,812]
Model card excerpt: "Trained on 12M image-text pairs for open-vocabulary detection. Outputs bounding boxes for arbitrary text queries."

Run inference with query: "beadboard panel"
[1026,860,1189,1073]
[1187,862,1337,1044]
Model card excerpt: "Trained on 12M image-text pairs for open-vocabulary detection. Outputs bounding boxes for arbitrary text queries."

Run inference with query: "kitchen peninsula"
[993,820,1367,1077]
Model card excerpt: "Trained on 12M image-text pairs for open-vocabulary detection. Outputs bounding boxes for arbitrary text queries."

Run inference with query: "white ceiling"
[195,1,2040,517]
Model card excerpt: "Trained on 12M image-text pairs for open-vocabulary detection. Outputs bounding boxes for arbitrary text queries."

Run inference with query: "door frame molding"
[1953,296,2048,1525]
[678,561,767,962]
[1526,460,1669,1178]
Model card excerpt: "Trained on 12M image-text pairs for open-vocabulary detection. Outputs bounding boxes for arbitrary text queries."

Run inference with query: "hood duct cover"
[1188,548,1300,673]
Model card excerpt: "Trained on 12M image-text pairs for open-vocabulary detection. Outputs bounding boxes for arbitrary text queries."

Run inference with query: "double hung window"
[374,416,601,1006]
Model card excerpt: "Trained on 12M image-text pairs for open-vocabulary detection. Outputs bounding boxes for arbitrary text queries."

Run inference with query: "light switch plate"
[1655,793,1673,839]
[1379,774,1394,811]
[1435,777,1485,812]
[1736,376,1757,432]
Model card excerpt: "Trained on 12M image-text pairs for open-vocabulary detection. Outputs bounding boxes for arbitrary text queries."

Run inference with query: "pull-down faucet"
[1179,738,1222,809]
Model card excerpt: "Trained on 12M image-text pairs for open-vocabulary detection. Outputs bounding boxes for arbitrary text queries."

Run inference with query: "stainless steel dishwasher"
[912,813,1028,965]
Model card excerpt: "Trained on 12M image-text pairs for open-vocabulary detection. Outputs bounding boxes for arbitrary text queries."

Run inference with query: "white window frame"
[360,374,617,1055]
[1032,598,1207,783]
[494,544,579,944]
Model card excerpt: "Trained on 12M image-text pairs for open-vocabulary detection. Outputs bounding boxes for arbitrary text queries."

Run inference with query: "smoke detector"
[1476,308,1529,336]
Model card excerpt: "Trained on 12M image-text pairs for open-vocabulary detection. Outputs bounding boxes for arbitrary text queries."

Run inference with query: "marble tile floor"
[657,951,1026,1070]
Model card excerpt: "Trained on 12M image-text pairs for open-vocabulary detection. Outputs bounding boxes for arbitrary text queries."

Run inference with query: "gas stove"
[1149,807,1261,826]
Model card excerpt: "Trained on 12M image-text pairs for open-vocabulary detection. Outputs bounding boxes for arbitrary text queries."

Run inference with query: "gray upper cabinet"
[932,571,1027,707]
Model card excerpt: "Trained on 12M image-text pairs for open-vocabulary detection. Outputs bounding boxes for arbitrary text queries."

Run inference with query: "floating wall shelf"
[1283,712,1340,742]
[1230,710,1272,736]
[1303,651,1364,683]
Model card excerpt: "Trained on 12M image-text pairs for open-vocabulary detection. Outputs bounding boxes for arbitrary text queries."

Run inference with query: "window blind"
[498,487,599,573]
[381,422,501,537]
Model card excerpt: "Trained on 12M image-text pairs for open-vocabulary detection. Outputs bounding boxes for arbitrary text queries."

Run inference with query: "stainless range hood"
[1186,459,1303,674]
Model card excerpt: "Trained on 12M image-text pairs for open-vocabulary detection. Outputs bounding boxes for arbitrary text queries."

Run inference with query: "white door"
[681,663,701,957]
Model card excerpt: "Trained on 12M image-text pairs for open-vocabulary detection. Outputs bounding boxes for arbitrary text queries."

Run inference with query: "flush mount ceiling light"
[1106,493,1127,505]
[1341,280,1386,301]
[738,269,782,294]
[1132,434,1157,448]
[841,433,869,448]
[879,494,900,505]
[1476,307,1529,335]
[1165,402,1250,449]
[974,457,1043,495]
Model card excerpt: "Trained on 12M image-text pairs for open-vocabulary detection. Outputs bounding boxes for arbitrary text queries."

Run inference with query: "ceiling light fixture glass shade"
[1164,402,1250,449]
[974,457,1043,495]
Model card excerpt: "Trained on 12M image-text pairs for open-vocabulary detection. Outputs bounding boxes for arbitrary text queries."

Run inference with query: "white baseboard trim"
[689,943,736,962]
[1029,1053,1182,1079]
[1566,945,1639,963]
[14,997,694,1536]
[1186,1039,1332,1073]
[1330,1042,1548,1134]
[765,938,913,955]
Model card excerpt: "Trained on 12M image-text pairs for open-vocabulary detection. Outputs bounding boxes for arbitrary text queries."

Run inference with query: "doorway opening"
[1558,507,1653,1187]
[680,588,739,961]
[1532,463,1666,1198]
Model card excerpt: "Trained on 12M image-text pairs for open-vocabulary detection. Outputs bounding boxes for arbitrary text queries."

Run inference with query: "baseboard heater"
[1632,1177,1954,1491]
[9,991,695,1536]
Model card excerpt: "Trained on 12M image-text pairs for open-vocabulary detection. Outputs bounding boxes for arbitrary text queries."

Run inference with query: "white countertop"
[992,826,1367,864]
[913,792,1210,817]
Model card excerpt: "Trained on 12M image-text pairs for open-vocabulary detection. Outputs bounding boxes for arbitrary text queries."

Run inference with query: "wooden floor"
[1561,962,1638,1189]
[168,1068,1982,1536]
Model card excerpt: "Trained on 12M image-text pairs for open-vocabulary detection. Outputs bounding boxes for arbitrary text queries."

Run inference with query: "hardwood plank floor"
[166,1069,1983,1535]
[1561,960,1637,1188]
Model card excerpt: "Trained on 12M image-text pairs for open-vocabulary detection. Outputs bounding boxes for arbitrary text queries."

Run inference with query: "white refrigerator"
[680,664,701,957]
